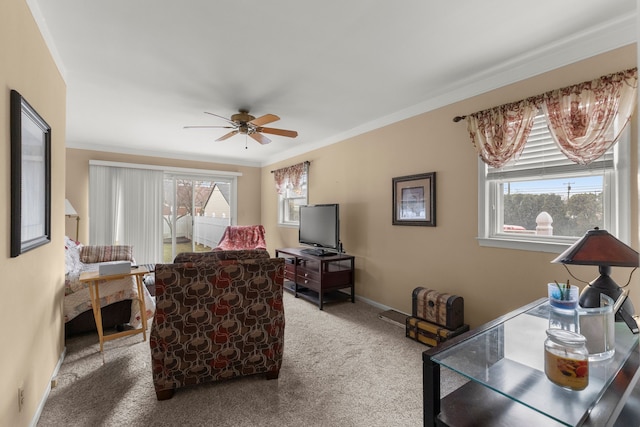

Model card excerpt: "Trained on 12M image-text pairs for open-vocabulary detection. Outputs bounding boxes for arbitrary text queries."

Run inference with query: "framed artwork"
[10,90,52,257]
[392,172,436,226]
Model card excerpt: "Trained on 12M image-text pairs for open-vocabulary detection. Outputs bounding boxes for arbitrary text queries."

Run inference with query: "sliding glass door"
[89,161,239,264]
[163,175,233,262]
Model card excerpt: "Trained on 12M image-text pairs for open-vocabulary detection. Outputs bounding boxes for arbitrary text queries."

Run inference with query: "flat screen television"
[299,204,340,254]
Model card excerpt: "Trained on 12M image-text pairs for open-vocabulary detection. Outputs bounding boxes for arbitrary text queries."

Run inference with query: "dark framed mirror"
[10,89,51,257]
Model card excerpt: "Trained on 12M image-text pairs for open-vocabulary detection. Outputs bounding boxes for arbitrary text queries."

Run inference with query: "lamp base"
[579,271,634,322]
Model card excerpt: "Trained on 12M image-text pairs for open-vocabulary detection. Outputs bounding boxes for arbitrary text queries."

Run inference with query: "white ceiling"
[29,0,637,167]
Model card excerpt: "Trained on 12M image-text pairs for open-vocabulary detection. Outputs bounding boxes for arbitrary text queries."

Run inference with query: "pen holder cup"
[548,283,579,310]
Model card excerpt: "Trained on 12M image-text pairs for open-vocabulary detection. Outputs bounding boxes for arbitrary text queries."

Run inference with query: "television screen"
[299,204,340,251]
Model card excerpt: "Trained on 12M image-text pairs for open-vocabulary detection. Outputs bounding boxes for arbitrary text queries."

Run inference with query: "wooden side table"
[79,266,150,352]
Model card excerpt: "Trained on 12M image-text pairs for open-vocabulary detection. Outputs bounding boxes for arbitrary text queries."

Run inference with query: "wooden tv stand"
[275,247,355,310]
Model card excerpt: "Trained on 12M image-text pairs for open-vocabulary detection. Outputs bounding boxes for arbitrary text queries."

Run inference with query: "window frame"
[277,168,308,228]
[477,127,631,253]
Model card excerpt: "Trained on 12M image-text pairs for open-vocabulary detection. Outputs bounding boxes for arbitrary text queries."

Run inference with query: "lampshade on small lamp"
[65,199,80,241]
[552,227,638,318]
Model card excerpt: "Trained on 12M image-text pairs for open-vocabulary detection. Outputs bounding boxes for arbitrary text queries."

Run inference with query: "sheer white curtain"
[89,165,164,264]
[466,99,539,168]
[542,68,637,165]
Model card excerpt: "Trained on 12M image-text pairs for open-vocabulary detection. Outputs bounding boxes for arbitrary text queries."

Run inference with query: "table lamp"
[65,199,80,241]
[552,227,638,322]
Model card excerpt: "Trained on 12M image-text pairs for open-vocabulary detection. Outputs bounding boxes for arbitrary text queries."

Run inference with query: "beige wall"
[262,45,639,328]
[1,0,67,425]
[65,149,262,244]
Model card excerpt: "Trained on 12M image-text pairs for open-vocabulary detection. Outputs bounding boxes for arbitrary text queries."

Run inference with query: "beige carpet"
[38,292,467,427]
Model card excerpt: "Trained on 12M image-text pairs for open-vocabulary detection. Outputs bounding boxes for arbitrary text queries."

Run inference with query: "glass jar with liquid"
[544,329,589,390]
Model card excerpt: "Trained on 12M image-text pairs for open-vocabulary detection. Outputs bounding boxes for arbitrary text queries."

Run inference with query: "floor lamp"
[65,199,80,241]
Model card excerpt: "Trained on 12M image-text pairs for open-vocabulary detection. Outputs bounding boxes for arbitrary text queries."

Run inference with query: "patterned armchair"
[150,250,285,400]
[214,225,267,251]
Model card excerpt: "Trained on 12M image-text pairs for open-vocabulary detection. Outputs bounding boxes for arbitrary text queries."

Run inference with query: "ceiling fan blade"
[250,132,271,145]
[258,127,298,138]
[216,130,239,141]
[249,114,279,127]
[184,125,235,129]
[204,112,236,125]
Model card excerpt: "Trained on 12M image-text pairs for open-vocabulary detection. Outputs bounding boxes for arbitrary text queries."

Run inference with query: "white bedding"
[64,237,155,327]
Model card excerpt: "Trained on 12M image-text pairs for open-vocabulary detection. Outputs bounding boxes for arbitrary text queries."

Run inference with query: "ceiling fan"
[184,110,298,145]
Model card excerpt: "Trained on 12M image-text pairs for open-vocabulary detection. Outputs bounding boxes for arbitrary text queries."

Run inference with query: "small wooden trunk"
[405,316,469,347]
[412,287,464,330]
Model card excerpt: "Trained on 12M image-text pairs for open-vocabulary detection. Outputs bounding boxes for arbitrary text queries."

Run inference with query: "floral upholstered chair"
[150,249,285,400]
[214,225,267,251]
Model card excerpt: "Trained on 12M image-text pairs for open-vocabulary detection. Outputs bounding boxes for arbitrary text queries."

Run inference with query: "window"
[278,167,308,227]
[163,175,234,262]
[478,111,630,253]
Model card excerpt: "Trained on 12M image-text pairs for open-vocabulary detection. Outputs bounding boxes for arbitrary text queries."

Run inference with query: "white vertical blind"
[89,165,164,264]
[89,165,118,243]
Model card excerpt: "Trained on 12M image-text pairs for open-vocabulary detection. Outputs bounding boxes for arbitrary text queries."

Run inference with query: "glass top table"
[423,298,640,426]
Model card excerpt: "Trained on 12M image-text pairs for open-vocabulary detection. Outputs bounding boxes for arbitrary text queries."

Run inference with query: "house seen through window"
[163,175,233,262]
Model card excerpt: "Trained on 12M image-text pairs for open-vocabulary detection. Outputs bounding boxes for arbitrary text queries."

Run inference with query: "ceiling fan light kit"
[185,109,298,145]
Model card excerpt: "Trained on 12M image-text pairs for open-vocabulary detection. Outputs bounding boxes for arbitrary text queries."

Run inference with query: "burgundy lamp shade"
[552,228,638,315]
[552,228,639,267]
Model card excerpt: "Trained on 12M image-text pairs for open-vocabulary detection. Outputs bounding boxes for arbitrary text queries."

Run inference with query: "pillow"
[64,236,82,250]
[80,245,133,263]
[64,237,84,275]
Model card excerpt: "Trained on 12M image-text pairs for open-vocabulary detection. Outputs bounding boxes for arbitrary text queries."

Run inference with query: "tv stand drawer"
[284,267,295,282]
[296,273,320,289]
[297,266,320,281]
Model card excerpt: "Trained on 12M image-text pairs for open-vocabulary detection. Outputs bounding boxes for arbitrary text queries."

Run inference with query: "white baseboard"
[356,294,410,316]
[30,346,66,427]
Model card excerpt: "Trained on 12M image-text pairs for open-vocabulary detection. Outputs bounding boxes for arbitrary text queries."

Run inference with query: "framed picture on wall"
[392,172,436,226]
[10,89,52,257]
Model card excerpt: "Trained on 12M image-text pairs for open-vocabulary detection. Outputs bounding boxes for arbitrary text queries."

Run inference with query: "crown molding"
[27,0,67,81]
[263,13,638,167]
[66,142,263,168]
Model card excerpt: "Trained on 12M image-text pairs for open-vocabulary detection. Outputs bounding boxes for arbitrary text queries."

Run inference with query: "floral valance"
[466,68,637,168]
[542,69,637,165]
[467,99,539,168]
[272,161,309,195]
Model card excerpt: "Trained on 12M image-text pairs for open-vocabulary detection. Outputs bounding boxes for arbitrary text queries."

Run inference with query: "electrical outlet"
[18,387,24,412]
